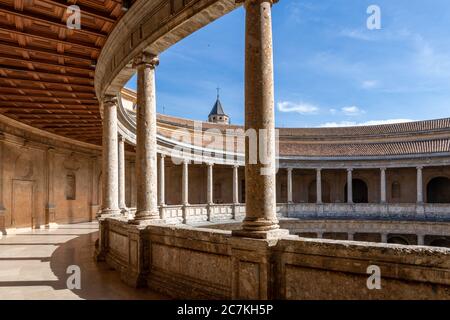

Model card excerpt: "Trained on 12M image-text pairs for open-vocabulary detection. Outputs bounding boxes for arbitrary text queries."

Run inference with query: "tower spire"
[216,86,220,100]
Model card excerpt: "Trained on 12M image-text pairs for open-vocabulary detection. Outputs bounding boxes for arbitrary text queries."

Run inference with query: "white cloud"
[361,80,379,89]
[329,108,337,114]
[339,29,374,41]
[341,106,365,116]
[277,101,319,114]
[318,119,414,128]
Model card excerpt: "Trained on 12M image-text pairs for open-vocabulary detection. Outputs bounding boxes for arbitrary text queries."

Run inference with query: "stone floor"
[0,222,168,300]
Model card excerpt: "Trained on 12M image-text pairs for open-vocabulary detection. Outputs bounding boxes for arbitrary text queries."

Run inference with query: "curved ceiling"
[0,0,131,145]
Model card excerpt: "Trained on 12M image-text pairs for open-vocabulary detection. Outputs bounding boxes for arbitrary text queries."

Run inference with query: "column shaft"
[316,169,322,204]
[380,168,387,203]
[347,169,353,204]
[101,96,120,216]
[159,155,165,206]
[417,166,423,204]
[207,164,214,205]
[287,168,293,203]
[232,165,239,204]
[182,161,189,205]
[118,135,127,213]
[239,0,281,236]
[132,53,160,222]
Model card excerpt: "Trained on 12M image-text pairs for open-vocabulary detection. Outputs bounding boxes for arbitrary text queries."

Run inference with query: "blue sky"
[126,0,450,128]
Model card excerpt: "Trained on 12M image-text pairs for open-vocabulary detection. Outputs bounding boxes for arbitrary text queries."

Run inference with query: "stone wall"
[100,217,450,300]
[0,116,132,233]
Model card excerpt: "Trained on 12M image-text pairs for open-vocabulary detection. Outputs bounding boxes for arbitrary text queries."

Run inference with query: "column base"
[100,208,121,218]
[232,228,289,240]
[0,209,5,236]
[129,212,165,225]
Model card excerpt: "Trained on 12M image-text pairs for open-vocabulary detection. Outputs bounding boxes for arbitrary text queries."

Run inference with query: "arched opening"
[344,179,368,203]
[387,236,409,245]
[426,177,450,203]
[308,180,331,203]
[429,238,450,248]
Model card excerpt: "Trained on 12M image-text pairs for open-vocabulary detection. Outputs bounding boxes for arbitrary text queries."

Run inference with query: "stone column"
[348,232,354,241]
[316,168,322,204]
[159,154,166,206]
[131,53,160,223]
[233,0,286,239]
[182,161,189,206]
[118,135,127,214]
[207,163,214,205]
[347,168,353,204]
[381,233,388,243]
[89,156,100,220]
[417,166,424,204]
[44,147,56,226]
[101,96,120,216]
[0,135,5,235]
[233,165,239,204]
[129,161,137,208]
[380,168,387,204]
[287,168,293,203]
[417,234,425,246]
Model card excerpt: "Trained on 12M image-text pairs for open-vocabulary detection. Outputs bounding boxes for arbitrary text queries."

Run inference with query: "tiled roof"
[151,114,450,158]
[280,139,450,157]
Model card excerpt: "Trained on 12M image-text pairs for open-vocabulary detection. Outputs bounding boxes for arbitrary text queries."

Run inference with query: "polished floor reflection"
[0,222,167,300]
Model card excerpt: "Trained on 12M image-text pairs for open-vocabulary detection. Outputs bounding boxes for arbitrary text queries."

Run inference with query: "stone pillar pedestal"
[230,237,279,299]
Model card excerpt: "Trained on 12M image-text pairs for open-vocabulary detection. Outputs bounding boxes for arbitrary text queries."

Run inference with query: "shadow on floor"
[47,230,169,300]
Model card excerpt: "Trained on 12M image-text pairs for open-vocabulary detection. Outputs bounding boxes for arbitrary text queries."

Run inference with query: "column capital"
[207,162,214,167]
[133,52,159,69]
[316,168,322,172]
[286,167,293,172]
[347,168,353,172]
[416,165,424,170]
[160,153,166,159]
[380,167,387,172]
[118,134,126,143]
[236,0,278,6]
[103,95,117,107]
[233,164,239,169]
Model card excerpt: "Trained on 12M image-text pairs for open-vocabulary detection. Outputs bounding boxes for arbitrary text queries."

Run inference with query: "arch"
[344,179,368,203]
[308,180,331,203]
[429,238,450,248]
[426,177,450,203]
[387,236,409,245]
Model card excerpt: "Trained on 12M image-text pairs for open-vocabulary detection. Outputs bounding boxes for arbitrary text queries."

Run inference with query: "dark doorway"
[427,177,450,203]
[429,238,450,248]
[344,179,368,203]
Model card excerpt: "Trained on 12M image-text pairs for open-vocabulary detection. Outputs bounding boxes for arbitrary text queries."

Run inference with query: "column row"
[285,167,425,204]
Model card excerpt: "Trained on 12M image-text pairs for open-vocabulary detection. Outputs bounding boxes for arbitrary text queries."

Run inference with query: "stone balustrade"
[101,217,450,299]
